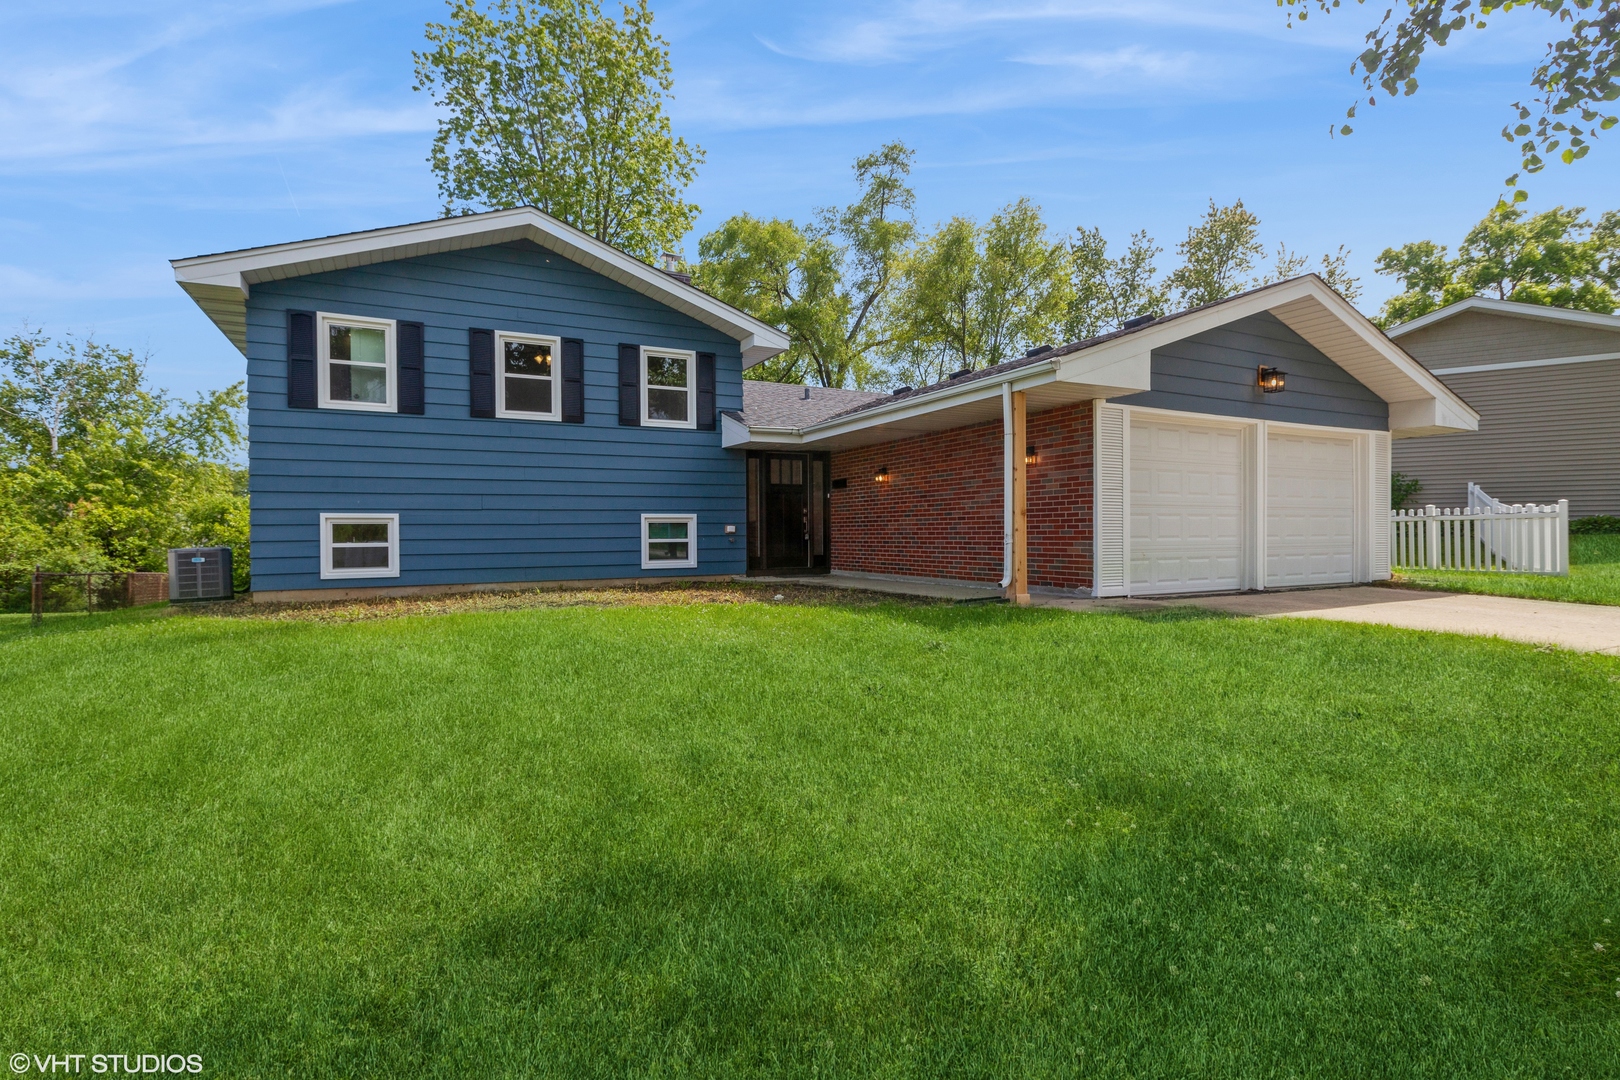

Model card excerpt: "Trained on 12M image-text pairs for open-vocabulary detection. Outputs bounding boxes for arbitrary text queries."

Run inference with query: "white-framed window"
[320,513,400,579]
[641,514,697,569]
[496,331,562,421]
[318,312,396,412]
[642,347,696,429]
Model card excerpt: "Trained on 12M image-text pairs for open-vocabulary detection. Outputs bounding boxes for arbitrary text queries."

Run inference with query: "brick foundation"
[829,400,1094,591]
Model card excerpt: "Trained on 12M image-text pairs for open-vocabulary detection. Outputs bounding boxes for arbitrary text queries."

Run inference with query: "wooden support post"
[31,565,43,627]
[1008,390,1030,605]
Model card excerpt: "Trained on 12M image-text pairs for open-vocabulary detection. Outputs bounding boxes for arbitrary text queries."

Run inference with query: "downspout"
[1000,381,1013,589]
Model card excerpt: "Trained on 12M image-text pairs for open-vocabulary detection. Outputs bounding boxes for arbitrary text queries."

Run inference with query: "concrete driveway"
[1036,586,1620,655]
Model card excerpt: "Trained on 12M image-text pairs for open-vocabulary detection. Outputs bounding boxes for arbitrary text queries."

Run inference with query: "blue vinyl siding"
[1114,312,1388,430]
[244,240,746,593]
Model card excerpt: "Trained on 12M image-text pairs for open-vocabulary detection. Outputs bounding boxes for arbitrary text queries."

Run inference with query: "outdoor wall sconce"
[874,466,891,483]
[1025,445,1038,465]
[1257,366,1287,393]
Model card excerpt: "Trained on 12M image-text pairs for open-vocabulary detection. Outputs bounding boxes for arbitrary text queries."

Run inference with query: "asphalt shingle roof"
[731,381,888,429]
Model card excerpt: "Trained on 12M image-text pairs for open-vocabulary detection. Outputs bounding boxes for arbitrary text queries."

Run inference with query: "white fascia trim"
[1428,350,1620,376]
[172,207,790,363]
[721,413,804,448]
[1388,295,1620,337]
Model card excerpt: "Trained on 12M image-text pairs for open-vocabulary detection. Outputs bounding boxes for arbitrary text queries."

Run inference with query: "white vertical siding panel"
[1093,402,1128,596]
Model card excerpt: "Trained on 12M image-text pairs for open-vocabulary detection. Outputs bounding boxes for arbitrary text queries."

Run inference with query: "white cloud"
[758,0,1340,67]
[0,1,432,173]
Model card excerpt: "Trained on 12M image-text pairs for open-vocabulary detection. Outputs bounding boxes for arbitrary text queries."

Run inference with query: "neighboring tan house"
[1388,297,1620,516]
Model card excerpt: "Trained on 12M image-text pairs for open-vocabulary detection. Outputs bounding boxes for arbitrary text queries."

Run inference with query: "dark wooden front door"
[747,451,830,574]
[763,454,809,570]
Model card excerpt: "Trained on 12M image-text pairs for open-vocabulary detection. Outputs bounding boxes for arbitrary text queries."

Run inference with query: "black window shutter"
[696,352,716,431]
[398,321,425,415]
[618,343,641,426]
[561,338,585,424]
[287,310,317,409]
[469,328,495,418]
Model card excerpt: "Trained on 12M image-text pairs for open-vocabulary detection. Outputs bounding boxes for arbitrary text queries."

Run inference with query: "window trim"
[641,346,697,429]
[641,513,698,570]
[317,312,397,413]
[320,513,401,579]
[494,330,563,421]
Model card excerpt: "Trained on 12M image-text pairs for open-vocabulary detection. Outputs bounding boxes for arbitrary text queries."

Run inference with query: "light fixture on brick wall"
[874,466,890,483]
[1025,445,1038,465]
[1257,366,1286,393]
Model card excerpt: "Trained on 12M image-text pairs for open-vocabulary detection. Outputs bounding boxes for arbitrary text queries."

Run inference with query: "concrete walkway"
[750,572,1620,655]
[746,571,1004,602]
[1034,586,1620,655]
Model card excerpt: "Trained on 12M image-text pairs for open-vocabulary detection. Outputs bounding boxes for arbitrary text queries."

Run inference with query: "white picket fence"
[1391,489,1569,576]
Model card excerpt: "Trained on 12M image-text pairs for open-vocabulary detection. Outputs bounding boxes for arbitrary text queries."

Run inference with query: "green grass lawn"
[1395,532,1620,606]
[2,595,1617,1077]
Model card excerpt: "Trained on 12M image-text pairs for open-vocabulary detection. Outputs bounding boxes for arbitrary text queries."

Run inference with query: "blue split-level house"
[175,207,1474,602]
[174,208,789,599]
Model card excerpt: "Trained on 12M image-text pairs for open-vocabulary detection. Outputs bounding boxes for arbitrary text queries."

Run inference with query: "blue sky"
[2,0,1616,400]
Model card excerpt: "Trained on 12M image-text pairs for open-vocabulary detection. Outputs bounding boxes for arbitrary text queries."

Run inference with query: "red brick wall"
[830,418,1005,583]
[1027,401,1094,591]
[828,400,1094,591]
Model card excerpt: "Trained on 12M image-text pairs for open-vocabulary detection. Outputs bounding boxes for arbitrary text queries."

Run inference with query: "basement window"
[642,514,697,569]
[320,513,400,579]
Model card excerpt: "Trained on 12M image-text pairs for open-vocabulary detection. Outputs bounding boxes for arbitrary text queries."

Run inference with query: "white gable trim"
[171,207,790,365]
[1430,350,1620,376]
[732,276,1476,447]
[1387,295,1620,338]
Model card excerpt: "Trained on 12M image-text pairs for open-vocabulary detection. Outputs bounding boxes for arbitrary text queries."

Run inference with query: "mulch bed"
[183,580,941,624]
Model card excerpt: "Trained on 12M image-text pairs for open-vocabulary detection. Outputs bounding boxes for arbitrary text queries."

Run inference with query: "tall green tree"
[1166,199,1268,308]
[1375,201,1620,324]
[694,143,916,388]
[885,198,1072,385]
[1064,228,1170,340]
[1282,0,1620,191]
[414,0,703,261]
[0,332,247,584]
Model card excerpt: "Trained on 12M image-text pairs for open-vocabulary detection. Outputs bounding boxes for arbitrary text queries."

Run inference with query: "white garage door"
[1129,420,1243,594]
[1267,431,1355,587]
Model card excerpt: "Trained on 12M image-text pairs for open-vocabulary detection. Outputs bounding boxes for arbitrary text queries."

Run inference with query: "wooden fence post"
[31,565,43,627]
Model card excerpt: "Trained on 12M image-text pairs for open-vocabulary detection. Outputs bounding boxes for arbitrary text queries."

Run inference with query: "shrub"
[1571,515,1620,535]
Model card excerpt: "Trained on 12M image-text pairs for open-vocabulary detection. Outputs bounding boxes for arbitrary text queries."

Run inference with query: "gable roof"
[170,206,790,365]
[1387,296,1620,338]
[722,275,1477,450]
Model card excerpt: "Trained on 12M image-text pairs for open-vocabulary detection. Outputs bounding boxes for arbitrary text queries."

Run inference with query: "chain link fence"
[2,569,170,625]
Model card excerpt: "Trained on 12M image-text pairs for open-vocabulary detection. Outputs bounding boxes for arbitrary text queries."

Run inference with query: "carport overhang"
[723,275,1478,450]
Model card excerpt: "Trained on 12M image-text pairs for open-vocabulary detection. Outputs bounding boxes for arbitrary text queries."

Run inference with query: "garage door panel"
[1130,419,1244,594]
[1267,431,1355,588]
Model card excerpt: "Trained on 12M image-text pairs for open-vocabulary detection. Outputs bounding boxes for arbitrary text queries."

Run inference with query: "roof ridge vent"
[1023,345,1053,357]
[949,368,973,379]
[1121,315,1156,330]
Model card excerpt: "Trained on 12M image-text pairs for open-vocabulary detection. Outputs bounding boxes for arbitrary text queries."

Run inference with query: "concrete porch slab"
[744,571,1004,602]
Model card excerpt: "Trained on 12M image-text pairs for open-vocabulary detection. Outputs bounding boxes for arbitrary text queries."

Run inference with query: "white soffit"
[171,207,790,364]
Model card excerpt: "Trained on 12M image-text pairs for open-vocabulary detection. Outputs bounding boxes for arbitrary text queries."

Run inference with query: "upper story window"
[496,332,561,420]
[319,313,396,412]
[642,347,696,429]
